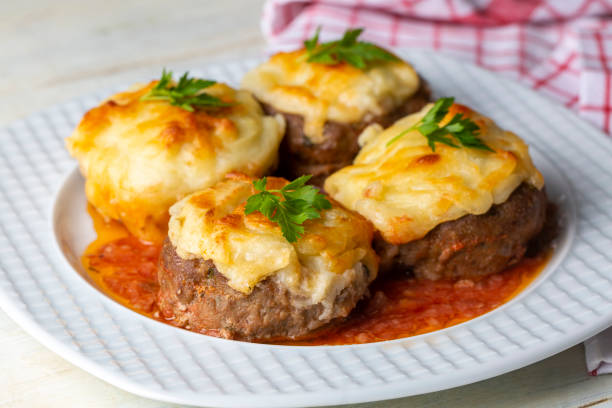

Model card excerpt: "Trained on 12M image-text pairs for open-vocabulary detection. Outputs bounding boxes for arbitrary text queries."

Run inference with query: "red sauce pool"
[82,205,550,345]
[86,236,160,313]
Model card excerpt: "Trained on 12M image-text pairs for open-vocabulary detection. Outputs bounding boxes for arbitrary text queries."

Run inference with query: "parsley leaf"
[386,97,494,152]
[140,69,233,112]
[304,27,399,69]
[244,175,332,243]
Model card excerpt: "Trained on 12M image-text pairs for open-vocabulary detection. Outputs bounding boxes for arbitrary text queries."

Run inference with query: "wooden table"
[1,1,611,407]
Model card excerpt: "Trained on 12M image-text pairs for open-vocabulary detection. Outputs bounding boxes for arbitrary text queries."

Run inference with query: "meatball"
[324,102,547,280]
[158,174,378,341]
[263,81,431,186]
[66,79,284,243]
[242,47,430,187]
[375,184,547,280]
[157,240,373,341]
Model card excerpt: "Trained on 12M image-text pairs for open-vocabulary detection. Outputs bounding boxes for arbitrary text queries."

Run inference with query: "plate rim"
[49,147,576,352]
[0,49,611,407]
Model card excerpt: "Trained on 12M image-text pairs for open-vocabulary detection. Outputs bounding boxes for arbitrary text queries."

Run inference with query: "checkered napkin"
[260,0,612,374]
[262,0,612,135]
[586,327,612,375]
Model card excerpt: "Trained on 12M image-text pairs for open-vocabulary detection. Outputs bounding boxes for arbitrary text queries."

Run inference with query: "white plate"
[1,51,612,407]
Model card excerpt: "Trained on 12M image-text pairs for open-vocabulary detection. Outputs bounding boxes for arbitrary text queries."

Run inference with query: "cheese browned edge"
[324,103,544,245]
[168,173,378,310]
[66,81,285,243]
[241,49,420,143]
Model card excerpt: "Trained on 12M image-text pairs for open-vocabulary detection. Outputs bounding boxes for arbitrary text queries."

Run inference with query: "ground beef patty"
[157,239,372,341]
[262,81,431,187]
[374,184,548,280]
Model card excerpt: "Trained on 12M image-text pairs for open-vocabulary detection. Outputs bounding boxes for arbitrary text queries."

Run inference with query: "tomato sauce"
[82,205,550,345]
[82,206,161,315]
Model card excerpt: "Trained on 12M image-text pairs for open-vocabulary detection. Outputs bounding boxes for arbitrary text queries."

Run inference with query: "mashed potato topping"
[66,81,285,243]
[168,174,378,306]
[241,49,420,143]
[324,103,544,245]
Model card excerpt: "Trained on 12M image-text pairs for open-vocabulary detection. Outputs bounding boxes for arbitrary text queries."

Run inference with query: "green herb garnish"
[386,97,494,152]
[140,69,233,112]
[244,175,332,243]
[304,27,399,69]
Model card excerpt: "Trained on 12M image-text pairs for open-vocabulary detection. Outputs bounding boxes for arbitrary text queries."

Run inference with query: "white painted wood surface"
[0,1,611,407]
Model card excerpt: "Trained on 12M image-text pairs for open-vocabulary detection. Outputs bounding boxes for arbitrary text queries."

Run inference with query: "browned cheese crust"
[157,239,373,341]
[374,184,548,280]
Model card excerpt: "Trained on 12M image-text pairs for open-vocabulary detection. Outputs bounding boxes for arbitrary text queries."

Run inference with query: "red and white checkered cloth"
[261,0,612,375]
[261,0,612,135]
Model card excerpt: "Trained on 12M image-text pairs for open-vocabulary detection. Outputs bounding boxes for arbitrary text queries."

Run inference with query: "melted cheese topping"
[168,174,378,306]
[324,103,544,245]
[241,49,420,143]
[66,81,285,244]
